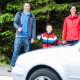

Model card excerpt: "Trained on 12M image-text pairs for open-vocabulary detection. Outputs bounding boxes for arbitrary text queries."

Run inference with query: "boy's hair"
[46,24,53,28]
[23,1,31,6]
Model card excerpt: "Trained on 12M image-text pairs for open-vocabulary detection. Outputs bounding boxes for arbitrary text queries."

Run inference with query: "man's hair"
[46,24,53,28]
[23,1,31,6]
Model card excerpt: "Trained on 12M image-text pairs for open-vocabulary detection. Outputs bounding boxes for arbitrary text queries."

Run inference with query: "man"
[8,1,36,72]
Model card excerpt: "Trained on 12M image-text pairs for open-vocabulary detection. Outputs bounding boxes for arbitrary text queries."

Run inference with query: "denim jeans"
[67,40,78,44]
[11,37,30,67]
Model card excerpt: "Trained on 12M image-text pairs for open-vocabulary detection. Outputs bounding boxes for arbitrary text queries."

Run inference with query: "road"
[0,67,13,80]
[0,76,13,80]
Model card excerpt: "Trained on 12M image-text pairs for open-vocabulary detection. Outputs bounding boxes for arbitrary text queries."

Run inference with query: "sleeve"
[79,15,80,41]
[54,36,58,43]
[32,16,36,39]
[54,34,62,45]
[57,40,62,45]
[13,12,20,29]
[62,18,67,41]
[37,34,42,39]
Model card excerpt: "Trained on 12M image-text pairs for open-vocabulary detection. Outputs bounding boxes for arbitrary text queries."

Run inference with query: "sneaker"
[8,66,13,72]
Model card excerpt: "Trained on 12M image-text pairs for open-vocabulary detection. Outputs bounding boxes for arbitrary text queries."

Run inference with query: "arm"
[13,12,20,29]
[13,12,22,32]
[57,40,62,45]
[79,15,80,41]
[55,38,62,45]
[53,34,62,45]
[62,18,67,44]
[31,16,36,44]
[31,16,36,39]
[54,37,61,45]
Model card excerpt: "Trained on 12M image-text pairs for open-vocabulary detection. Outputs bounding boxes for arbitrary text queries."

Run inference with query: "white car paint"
[12,42,80,80]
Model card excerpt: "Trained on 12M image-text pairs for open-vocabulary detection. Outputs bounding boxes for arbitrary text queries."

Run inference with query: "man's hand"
[31,39,34,44]
[18,27,22,32]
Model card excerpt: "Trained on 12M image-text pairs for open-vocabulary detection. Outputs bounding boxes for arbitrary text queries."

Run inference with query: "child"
[37,24,62,48]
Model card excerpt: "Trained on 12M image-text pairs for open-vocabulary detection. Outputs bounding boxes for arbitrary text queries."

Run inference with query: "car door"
[68,50,80,80]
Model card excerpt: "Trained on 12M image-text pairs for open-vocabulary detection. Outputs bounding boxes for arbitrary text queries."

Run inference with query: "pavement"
[0,67,13,80]
[0,76,13,80]
[0,67,11,76]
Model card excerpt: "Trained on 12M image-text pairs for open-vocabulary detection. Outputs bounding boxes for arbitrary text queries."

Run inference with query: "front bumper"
[12,66,28,80]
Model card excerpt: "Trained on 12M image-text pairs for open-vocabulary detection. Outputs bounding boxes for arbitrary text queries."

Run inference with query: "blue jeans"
[67,40,78,44]
[11,37,30,67]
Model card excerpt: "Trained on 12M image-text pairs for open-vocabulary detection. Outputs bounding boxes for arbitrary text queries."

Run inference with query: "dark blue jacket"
[13,10,36,39]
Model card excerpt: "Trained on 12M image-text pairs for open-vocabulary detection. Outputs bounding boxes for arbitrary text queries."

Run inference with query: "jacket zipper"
[72,17,73,26]
[47,33,49,47]
[72,17,73,35]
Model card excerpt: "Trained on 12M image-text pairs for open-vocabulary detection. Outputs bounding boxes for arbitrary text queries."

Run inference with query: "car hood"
[15,43,79,67]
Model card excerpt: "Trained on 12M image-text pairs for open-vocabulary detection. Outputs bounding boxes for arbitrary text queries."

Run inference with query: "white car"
[12,42,80,80]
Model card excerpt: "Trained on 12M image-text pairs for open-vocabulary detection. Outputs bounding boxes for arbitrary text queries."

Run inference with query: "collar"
[68,14,79,19]
[19,10,32,17]
[22,10,30,16]
[46,32,52,35]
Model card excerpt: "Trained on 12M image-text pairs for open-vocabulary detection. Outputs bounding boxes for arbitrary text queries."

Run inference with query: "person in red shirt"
[37,24,62,48]
[62,4,80,45]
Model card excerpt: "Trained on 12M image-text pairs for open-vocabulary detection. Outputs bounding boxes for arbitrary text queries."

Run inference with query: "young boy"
[37,24,62,48]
